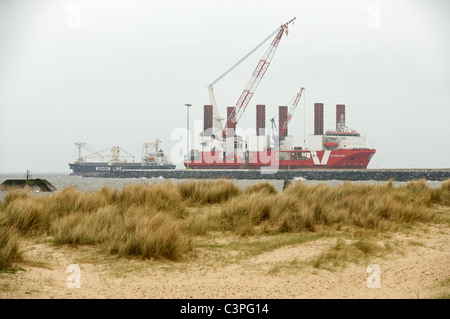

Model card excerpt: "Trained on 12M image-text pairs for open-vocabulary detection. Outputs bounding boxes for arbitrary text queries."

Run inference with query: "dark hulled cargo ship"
[69,140,175,176]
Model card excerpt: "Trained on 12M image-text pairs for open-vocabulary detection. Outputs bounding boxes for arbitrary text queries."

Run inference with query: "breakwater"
[0,178,57,191]
[93,169,450,181]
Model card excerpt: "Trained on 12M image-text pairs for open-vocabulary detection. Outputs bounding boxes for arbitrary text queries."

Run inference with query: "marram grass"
[0,179,449,265]
[0,225,22,269]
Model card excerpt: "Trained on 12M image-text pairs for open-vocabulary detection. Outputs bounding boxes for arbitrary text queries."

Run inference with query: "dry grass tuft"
[107,210,191,260]
[116,183,186,216]
[178,179,241,204]
[214,192,276,236]
[430,179,450,206]
[1,196,49,235]
[244,181,277,195]
[0,226,22,269]
[310,237,383,270]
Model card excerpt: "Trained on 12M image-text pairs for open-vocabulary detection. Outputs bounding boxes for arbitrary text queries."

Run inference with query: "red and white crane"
[207,18,296,138]
[280,87,305,136]
[270,87,305,140]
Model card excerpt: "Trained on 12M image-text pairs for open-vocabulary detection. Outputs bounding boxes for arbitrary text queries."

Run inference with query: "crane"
[271,87,305,140]
[207,18,296,139]
[74,143,135,163]
[207,21,287,135]
[143,138,161,156]
[280,87,305,136]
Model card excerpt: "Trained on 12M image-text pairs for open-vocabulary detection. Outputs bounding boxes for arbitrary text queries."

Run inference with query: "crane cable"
[209,27,280,87]
[85,145,135,160]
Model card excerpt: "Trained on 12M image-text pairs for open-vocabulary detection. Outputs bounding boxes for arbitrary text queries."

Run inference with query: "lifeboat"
[324,142,339,148]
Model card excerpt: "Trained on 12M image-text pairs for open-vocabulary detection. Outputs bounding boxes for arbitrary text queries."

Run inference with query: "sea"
[0,171,445,202]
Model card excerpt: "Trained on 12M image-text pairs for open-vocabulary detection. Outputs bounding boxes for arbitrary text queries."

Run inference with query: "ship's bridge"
[323,130,366,150]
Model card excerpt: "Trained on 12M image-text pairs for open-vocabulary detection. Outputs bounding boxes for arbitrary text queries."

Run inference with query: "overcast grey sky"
[1,0,449,172]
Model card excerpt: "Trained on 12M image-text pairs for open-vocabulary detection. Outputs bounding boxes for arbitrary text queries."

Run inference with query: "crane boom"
[222,17,296,138]
[208,27,282,134]
[280,87,305,136]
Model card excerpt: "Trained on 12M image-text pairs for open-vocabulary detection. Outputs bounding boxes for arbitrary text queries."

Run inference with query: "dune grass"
[0,178,449,266]
[215,179,448,236]
[0,179,240,261]
[244,181,278,195]
[178,179,241,205]
[309,237,385,270]
[0,225,22,269]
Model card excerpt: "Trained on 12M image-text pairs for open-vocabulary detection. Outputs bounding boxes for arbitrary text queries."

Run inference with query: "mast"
[74,142,86,163]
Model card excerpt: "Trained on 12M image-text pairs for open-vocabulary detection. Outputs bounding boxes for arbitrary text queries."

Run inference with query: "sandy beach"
[1,222,448,299]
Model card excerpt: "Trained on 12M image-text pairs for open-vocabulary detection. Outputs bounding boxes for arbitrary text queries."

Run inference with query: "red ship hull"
[184,149,376,169]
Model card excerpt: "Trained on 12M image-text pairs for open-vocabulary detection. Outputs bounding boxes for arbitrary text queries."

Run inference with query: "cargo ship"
[184,103,375,170]
[69,139,175,176]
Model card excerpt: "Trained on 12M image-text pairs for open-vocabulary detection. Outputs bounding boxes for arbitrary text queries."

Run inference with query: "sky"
[1,0,449,172]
